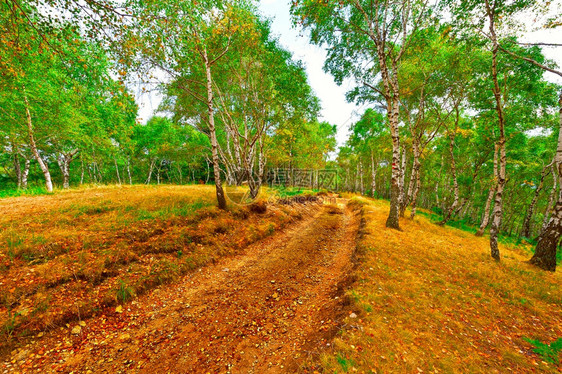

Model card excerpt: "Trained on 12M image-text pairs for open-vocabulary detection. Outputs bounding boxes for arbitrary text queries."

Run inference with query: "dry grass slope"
[319,197,562,373]
[0,185,307,353]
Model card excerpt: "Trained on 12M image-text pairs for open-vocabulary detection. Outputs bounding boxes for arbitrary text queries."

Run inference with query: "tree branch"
[363,81,388,99]
[498,45,562,78]
[516,42,562,47]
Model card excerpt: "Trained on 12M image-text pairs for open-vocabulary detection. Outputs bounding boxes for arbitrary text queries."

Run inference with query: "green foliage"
[3,308,22,338]
[0,186,51,199]
[116,279,134,303]
[0,0,560,273]
[0,0,336,204]
[271,186,316,198]
[335,353,355,372]
[523,337,562,364]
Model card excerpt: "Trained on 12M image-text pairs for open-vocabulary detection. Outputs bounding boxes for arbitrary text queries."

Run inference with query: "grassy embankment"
[0,184,313,351]
[319,196,562,373]
[0,186,52,199]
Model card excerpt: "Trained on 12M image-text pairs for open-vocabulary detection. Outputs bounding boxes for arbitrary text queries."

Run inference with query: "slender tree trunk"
[399,145,407,215]
[370,39,402,228]
[114,158,121,184]
[21,158,30,189]
[476,144,499,236]
[486,2,506,261]
[203,52,227,209]
[127,158,133,185]
[386,96,402,229]
[359,161,364,195]
[439,131,459,226]
[403,138,421,218]
[94,161,103,182]
[245,148,260,199]
[156,160,163,185]
[87,163,93,183]
[60,151,77,189]
[80,159,85,185]
[521,165,549,238]
[490,141,507,261]
[24,94,53,192]
[410,153,422,220]
[530,92,562,271]
[257,136,266,191]
[57,155,72,189]
[314,169,319,190]
[476,188,495,236]
[177,164,183,185]
[62,159,70,189]
[146,159,155,184]
[205,158,211,185]
[401,162,415,217]
[541,164,557,233]
[371,152,377,198]
[355,162,360,193]
[13,150,22,188]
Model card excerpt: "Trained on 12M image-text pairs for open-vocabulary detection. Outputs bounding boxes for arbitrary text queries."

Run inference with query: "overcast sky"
[257,0,359,146]
[136,0,562,147]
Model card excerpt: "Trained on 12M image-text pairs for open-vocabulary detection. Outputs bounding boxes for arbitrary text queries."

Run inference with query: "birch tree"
[292,0,431,229]
[127,0,257,209]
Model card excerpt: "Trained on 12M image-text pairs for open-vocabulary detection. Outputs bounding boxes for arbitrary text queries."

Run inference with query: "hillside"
[1,187,561,373]
[0,185,316,355]
[315,197,562,373]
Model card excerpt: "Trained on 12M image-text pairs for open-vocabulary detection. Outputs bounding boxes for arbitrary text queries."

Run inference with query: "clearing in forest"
[0,186,320,353]
[2,187,562,373]
[1,186,361,373]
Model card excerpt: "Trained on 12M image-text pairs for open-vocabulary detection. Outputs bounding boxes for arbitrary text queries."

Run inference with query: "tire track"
[4,200,360,374]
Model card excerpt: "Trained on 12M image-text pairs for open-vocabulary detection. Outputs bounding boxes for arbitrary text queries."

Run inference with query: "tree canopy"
[1,0,561,270]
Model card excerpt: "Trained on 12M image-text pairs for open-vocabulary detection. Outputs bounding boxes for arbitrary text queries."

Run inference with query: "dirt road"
[3,201,361,373]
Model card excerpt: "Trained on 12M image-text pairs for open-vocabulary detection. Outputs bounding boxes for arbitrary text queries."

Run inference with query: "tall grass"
[0,186,52,198]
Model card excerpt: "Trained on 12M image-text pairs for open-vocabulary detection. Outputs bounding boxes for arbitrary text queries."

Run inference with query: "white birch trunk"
[530,92,562,271]
[371,152,377,198]
[114,158,121,184]
[21,158,30,189]
[24,94,53,192]
[203,50,227,209]
[541,164,557,233]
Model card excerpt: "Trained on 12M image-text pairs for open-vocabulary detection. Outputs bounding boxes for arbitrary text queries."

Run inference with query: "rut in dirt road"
[6,201,361,374]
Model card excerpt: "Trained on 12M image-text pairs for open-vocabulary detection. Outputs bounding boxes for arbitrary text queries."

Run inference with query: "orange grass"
[0,184,307,352]
[319,197,562,373]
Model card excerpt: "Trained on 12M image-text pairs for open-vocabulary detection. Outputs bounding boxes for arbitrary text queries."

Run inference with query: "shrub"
[249,201,267,214]
[116,279,134,303]
[524,337,562,364]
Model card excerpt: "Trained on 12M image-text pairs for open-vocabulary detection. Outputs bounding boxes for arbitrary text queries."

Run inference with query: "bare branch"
[498,45,562,78]
[516,42,562,47]
[363,81,388,99]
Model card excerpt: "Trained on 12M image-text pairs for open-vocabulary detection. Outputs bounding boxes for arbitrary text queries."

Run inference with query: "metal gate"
[266,169,338,190]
